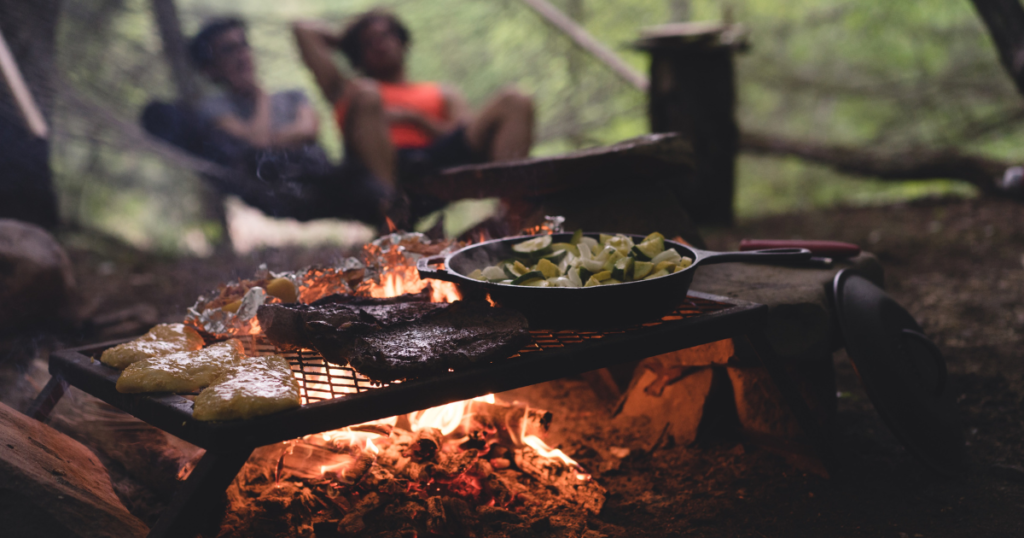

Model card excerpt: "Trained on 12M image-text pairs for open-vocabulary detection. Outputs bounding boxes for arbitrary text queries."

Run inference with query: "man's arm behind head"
[292,20,349,104]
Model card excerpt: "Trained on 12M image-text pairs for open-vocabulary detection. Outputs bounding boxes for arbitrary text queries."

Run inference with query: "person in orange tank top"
[293,10,534,219]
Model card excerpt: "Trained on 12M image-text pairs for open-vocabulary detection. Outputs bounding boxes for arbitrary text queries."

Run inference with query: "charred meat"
[256,292,437,350]
[305,300,531,382]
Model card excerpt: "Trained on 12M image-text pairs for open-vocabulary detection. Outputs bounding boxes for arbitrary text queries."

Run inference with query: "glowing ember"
[284,394,590,489]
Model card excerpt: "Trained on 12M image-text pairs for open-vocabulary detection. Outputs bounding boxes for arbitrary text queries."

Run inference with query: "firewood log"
[513,446,606,514]
[402,427,443,462]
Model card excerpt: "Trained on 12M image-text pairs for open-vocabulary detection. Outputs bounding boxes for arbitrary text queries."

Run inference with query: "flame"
[359,243,461,303]
[407,394,496,436]
[431,281,461,302]
[269,393,597,501]
[409,401,468,436]
[522,435,588,479]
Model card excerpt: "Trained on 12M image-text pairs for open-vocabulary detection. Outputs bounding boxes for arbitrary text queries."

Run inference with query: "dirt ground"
[4,196,1024,537]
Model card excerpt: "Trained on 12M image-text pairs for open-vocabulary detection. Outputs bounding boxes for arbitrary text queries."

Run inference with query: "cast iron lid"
[832,269,966,478]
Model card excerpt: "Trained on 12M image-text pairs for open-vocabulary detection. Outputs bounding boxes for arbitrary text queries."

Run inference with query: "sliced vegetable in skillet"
[470,231,693,287]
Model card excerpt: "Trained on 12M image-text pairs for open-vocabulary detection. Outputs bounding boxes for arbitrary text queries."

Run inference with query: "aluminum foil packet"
[184,233,452,338]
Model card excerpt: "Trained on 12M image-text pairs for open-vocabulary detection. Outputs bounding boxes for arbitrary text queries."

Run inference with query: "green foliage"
[50,0,1022,254]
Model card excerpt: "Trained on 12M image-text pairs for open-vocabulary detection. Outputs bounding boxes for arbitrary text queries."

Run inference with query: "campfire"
[27,225,769,538]
[216,395,604,536]
[178,232,605,536]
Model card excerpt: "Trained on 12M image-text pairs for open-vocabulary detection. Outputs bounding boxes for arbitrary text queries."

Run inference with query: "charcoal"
[309,301,531,382]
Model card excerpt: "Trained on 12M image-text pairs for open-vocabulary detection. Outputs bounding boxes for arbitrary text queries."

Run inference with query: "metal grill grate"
[237,296,731,405]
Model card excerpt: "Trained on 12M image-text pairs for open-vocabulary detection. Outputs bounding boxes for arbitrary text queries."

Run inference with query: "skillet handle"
[416,255,460,283]
[696,247,812,265]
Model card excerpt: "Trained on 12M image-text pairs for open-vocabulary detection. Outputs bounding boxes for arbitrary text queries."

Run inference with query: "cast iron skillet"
[417,233,811,327]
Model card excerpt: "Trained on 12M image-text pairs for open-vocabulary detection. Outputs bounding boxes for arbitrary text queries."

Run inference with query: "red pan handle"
[740,239,861,258]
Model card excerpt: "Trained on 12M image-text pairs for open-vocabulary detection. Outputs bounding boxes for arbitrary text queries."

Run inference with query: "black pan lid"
[832,269,965,478]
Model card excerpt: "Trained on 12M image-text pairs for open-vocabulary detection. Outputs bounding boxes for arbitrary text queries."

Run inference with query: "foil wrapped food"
[184,233,452,338]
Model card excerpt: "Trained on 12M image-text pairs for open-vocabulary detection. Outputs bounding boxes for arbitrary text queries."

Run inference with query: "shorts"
[338,127,486,223]
[395,126,486,182]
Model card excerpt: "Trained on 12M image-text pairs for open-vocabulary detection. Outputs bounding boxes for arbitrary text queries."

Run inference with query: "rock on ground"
[0,219,75,332]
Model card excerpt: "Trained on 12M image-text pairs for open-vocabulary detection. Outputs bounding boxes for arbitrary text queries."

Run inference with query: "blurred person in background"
[145,17,390,225]
[292,10,534,218]
[189,18,321,155]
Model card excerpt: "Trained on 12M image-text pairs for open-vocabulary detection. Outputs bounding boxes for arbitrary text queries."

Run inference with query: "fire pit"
[30,290,829,537]
[26,230,836,537]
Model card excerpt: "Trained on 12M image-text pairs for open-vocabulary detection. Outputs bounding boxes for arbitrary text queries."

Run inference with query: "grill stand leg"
[148,447,254,538]
[27,374,68,421]
[744,330,838,476]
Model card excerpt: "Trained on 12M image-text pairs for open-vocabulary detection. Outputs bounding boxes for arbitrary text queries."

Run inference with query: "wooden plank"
[407,133,694,201]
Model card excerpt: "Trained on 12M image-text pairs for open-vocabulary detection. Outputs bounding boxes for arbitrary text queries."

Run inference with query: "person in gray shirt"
[178,18,402,225]
[190,18,319,151]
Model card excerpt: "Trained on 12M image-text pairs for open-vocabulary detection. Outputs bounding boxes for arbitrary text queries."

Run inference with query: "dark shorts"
[395,126,486,182]
[336,127,486,224]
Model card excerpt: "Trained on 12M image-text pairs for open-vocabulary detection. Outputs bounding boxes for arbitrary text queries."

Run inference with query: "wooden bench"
[410,133,704,246]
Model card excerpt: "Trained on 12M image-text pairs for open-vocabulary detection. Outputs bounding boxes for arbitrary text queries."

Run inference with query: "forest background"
[53,0,1017,253]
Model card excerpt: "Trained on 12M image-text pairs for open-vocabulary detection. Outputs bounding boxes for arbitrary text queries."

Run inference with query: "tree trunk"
[151,0,199,107]
[640,32,739,226]
[970,0,1024,96]
[150,0,232,252]
[0,0,62,228]
[740,130,1007,195]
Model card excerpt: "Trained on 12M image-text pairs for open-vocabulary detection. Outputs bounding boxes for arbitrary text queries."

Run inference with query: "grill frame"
[34,290,839,538]
[42,292,761,450]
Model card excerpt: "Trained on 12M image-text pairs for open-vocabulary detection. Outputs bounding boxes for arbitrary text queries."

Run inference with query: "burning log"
[215,397,603,536]
[514,444,607,515]
[348,422,393,437]
[425,448,479,480]
[358,463,397,494]
[340,451,375,486]
[465,401,552,446]
[402,426,443,462]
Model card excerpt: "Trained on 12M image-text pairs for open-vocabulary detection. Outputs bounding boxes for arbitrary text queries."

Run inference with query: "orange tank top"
[334,82,446,149]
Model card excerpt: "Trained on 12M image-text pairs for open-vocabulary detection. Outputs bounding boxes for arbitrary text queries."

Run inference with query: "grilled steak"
[257,292,438,350]
[306,300,531,382]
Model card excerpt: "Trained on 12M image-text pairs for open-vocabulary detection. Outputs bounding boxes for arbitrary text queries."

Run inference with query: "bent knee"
[497,87,533,112]
[348,79,383,107]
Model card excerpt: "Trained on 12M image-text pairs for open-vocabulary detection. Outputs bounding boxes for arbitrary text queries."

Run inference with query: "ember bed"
[29,292,828,538]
